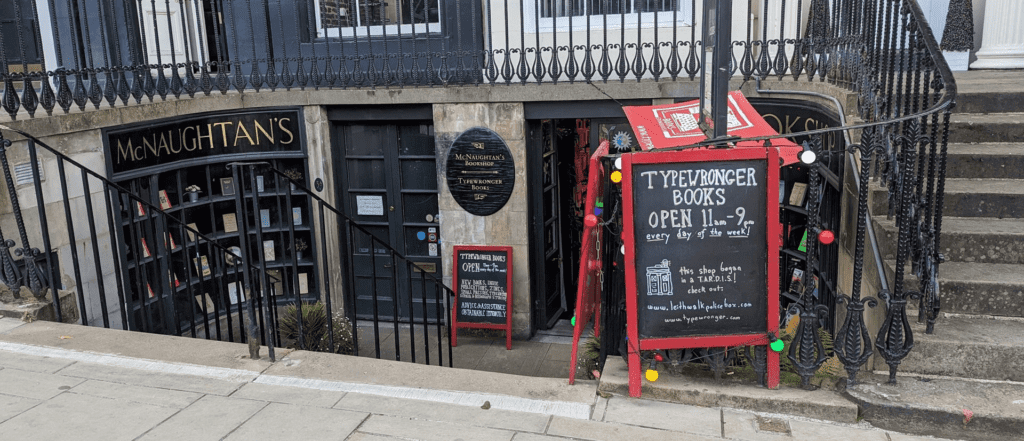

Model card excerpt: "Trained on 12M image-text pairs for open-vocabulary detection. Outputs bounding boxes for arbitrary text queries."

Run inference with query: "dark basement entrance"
[527,116,640,332]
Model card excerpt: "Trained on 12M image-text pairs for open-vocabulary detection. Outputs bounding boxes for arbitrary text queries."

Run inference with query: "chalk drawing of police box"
[646,259,673,296]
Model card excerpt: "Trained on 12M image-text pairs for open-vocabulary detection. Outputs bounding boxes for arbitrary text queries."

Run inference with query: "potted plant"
[282,168,303,191]
[292,238,309,260]
[185,185,202,203]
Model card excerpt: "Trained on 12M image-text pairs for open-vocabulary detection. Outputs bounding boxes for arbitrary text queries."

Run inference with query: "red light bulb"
[584,214,599,228]
[819,230,835,245]
[654,354,664,362]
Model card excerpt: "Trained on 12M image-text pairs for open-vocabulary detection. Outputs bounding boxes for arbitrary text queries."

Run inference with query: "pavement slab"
[69,379,203,409]
[55,360,247,396]
[138,395,269,441]
[355,414,517,441]
[600,396,723,437]
[0,349,75,373]
[0,390,178,441]
[334,391,552,433]
[230,382,346,408]
[0,320,285,372]
[0,368,85,400]
[346,434,406,441]
[0,393,40,425]
[223,402,368,441]
[597,357,859,423]
[546,416,721,441]
[0,317,25,333]
[512,434,578,441]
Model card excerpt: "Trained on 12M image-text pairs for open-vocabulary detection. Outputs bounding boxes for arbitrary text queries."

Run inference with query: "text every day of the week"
[115,118,295,165]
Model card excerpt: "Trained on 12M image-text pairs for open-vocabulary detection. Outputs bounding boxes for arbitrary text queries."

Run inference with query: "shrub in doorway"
[279,302,354,355]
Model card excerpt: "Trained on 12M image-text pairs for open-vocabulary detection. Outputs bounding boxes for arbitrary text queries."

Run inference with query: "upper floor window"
[314,0,441,38]
[540,0,679,17]
[528,0,691,32]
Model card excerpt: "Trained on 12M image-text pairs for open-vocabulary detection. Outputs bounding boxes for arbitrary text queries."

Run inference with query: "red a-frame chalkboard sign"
[621,147,781,397]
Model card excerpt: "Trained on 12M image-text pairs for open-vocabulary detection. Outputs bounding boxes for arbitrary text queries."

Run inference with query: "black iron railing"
[0,0,955,385]
[0,126,453,366]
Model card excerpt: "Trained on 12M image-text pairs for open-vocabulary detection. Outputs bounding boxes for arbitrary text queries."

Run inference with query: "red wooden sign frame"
[621,147,781,397]
[451,245,514,350]
[568,140,609,384]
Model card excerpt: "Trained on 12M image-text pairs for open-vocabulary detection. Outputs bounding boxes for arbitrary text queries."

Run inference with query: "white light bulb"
[799,149,817,164]
[614,158,622,170]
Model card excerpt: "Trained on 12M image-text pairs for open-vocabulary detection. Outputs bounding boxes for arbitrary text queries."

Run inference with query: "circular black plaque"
[446,127,516,216]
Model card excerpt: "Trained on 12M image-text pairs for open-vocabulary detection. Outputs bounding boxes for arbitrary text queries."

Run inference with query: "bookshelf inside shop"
[114,158,317,335]
[778,163,813,308]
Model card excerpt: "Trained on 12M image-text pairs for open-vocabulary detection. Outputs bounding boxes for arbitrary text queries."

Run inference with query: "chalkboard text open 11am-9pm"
[620,147,781,397]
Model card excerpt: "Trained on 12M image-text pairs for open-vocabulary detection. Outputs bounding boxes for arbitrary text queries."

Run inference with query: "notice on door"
[356,195,384,216]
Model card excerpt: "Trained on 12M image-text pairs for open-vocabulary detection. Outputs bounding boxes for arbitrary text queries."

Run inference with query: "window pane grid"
[540,0,677,18]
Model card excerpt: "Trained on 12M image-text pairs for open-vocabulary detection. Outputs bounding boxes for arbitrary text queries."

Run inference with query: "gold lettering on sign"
[213,122,232,148]
[196,124,215,150]
[109,114,300,170]
[181,126,197,151]
[156,132,172,156]
[253,119,274,144]
[278,118,294,144]
[233,122,255,147]
[472,142,485,150]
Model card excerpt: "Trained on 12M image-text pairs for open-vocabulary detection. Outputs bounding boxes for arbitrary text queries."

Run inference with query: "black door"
[336,123,442,322]
[529,121,571,329]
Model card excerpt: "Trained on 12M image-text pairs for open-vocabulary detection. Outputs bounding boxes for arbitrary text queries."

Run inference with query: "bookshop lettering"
[101,108,314,334]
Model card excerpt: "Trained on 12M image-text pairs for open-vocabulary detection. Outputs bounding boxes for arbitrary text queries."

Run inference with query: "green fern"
[278,302,354,355]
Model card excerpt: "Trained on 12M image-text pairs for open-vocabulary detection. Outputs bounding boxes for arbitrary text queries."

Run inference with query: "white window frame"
[524,1,692,33]
[312,0,442,38]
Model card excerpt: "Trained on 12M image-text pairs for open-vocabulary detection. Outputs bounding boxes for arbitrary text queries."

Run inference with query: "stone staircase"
[869,71,1024,382]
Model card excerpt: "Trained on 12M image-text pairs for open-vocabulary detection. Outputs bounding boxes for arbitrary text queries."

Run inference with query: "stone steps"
[870,179,1024,218]
[948,113,1024,144]
[883,259,1024,318]
[847,370,1024,441]
[945,143,1024,179]
[880,314,1024,382]
[872,216,1024,265]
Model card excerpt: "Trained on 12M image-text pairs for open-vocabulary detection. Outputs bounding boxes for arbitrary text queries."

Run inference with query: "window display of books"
[115,157,318,334]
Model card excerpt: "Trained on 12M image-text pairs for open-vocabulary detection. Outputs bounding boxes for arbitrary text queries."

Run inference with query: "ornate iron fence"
[0,126,454,366]
[0,0,955,386]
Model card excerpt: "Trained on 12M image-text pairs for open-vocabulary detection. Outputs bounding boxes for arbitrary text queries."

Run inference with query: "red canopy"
[623,91,802,165]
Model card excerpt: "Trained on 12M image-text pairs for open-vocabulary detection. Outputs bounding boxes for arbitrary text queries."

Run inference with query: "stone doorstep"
[846,372,1024,441]
[596,357,861,424]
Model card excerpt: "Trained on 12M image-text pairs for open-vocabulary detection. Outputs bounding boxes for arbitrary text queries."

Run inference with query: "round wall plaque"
[445,127,516,216]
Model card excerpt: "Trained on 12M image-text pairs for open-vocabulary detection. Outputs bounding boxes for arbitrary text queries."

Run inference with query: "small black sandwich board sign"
[451,245,513,350]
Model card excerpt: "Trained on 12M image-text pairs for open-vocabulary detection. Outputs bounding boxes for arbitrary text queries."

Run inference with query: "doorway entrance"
[528,117,639,331]
[334,123,442,322]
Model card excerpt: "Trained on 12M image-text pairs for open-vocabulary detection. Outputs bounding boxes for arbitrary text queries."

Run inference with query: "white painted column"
[971,0,1024,69]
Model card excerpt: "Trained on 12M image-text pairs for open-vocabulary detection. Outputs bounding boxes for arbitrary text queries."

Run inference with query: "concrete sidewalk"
[0,317,958,440]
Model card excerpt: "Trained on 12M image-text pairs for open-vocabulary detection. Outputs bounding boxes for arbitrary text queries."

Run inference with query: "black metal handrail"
[0,125,452,367]
[238,162,455,366]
